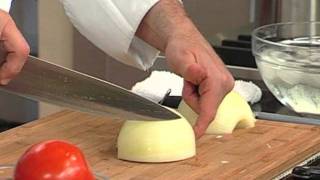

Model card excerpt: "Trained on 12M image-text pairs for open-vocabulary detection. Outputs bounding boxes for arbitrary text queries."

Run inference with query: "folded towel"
[234,80,262,104]
[131,71,262,104]
[131,71,183,103]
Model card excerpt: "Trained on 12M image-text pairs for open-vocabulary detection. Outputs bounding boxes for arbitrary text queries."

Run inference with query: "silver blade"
[0,56,180,121]
[255,111,320,126]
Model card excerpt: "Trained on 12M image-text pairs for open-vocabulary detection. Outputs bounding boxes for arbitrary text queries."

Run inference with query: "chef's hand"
[136,0,234,138]
[166,33,234,138]
[0,10,29,85]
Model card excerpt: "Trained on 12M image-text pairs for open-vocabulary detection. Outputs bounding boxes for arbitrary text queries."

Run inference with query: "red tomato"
[14,140,94,180]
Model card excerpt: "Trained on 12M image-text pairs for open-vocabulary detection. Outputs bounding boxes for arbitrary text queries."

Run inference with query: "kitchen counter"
[1,110,320,179]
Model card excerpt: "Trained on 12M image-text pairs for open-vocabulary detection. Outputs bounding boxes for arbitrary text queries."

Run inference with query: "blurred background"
[1,0,320,130]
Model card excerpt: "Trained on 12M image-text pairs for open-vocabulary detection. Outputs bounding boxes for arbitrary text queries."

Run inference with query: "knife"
[0,55,180,121]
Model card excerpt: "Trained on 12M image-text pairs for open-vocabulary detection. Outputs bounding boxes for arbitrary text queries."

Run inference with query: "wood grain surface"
[0,110,320,180]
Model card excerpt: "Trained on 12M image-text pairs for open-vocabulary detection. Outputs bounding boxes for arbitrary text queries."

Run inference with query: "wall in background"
[0,0,38,123]
[38,0,74,118]
[184,0,252,45]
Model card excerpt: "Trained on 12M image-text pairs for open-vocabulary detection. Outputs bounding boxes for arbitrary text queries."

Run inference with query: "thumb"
[182,64,207,114]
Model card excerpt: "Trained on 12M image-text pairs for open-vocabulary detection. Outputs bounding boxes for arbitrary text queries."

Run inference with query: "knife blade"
[0,56,180,121]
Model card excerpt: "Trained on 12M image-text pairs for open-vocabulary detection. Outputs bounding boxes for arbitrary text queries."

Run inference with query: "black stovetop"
[282,156,320,180]
[213,34,256,68]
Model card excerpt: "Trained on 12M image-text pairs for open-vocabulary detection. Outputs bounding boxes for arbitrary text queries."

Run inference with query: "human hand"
[165,30,234,138]
[0,10,29,85]
[136,0,234,138]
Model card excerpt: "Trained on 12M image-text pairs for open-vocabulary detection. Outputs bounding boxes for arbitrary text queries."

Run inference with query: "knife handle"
[160,96,182,109]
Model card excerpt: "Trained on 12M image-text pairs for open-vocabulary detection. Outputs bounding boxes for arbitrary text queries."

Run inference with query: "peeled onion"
[117,110,196,163]
[178,91,256,134]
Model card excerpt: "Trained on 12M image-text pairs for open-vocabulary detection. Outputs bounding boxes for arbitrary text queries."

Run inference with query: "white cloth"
[0,0,12,12]
[233,80,262,104]
[132,71,183,103]
[60,0,161,70]
[132,71,263,104]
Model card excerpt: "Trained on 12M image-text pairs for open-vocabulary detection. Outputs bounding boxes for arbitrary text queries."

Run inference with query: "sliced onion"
[117,109,196,163]
[178,91,256,134]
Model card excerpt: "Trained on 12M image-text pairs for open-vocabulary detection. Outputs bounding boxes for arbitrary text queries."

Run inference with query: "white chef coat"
[0,0,12,12]
[0,0,169,71]
[60,0,161,71]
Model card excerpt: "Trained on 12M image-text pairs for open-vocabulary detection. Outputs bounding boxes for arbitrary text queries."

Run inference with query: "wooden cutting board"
[0,110,320,179]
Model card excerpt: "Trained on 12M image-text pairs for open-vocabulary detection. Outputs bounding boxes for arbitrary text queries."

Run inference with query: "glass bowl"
[252,22,320,116]
[0,165,108,180]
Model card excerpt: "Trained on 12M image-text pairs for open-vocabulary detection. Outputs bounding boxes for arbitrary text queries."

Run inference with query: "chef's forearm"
[136,0,197,51]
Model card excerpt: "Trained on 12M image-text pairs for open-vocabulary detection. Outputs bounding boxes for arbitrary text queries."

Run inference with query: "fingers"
[181,63,217,138]
[182,63,207,113]
[182,63,206,85]
[182,80,200,114]
[164,25,234,139]
[184,63,233,138]
[194,84,219,138]
[193,72,234,138]
[0,13,29,85]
